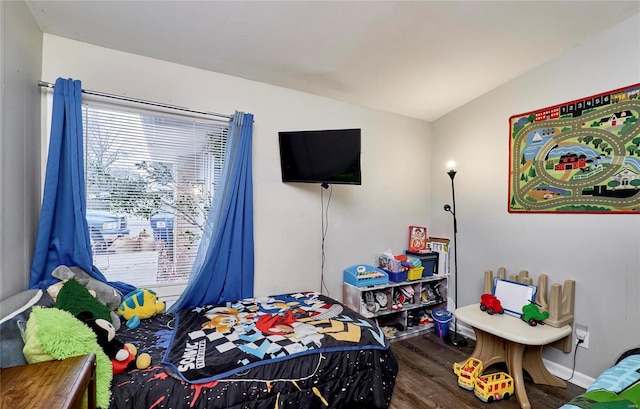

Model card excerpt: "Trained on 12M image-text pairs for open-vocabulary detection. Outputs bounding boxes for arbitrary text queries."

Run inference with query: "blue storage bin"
[388,270,408,283]
[422,259,436,277]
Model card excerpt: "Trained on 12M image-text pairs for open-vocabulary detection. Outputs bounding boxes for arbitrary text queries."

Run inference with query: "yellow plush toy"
[117,288,165,329]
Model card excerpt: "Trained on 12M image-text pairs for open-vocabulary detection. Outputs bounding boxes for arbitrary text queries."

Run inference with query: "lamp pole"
[444,162,468,347]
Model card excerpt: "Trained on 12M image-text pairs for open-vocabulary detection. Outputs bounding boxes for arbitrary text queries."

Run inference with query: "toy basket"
[407,266,424,280]
[432,309,453,338]
[388,270,408,283]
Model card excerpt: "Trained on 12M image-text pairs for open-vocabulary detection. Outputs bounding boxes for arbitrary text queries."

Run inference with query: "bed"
[1,284,397,409]
[559,347,640,409]
[109,291,398,409]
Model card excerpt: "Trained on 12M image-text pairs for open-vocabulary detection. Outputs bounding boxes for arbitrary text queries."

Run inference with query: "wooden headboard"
[483,268,576,353]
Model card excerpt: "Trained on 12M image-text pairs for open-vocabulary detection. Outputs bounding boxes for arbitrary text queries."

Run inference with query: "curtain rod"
[37,80,232,120]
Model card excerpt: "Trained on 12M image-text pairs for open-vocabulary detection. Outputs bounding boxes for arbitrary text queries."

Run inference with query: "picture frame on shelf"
[408,226,428,253]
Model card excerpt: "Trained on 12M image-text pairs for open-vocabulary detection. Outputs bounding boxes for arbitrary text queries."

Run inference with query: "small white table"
[455,304,572,409]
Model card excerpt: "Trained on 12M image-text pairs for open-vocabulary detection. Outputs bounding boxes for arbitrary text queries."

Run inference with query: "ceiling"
[26,1,640,122]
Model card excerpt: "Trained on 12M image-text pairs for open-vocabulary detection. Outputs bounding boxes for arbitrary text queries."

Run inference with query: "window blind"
[82,102,228,286]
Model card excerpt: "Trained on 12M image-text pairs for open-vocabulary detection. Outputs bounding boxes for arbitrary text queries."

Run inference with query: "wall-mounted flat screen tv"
[278,128,361,185]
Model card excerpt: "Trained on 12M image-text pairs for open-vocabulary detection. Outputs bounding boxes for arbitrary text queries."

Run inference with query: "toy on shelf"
[378,251,410,282]
[453,357,484,390]
[479,293,504,315]
[474,372,514,402]
[343,264,389,287]
[521,302,550,326]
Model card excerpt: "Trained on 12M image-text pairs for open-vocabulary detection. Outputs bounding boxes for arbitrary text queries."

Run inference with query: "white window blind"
[82,102,228,287]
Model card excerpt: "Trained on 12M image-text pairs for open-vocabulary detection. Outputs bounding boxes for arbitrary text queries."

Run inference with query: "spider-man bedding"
[109,292,398,409]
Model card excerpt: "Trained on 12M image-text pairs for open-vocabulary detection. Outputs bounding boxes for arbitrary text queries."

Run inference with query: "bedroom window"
[82,102,229,287]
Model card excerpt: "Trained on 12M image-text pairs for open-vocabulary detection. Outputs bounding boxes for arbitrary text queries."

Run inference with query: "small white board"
[493,278,537,317]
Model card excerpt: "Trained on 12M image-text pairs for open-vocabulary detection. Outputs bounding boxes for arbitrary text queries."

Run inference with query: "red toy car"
[480,294,504,315]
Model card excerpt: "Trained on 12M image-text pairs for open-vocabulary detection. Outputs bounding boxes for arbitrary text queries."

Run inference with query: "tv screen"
[278,128,361,185]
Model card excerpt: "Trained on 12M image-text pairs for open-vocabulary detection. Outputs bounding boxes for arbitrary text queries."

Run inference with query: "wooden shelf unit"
[343,275,448,340]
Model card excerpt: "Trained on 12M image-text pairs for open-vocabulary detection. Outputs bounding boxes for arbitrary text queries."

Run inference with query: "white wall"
[0,1,42,301]
[429,13,640,380]
[40,34,432,301]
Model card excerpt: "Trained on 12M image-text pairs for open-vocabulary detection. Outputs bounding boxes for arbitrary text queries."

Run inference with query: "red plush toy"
[111,343,149,374]
[78,311,151,374]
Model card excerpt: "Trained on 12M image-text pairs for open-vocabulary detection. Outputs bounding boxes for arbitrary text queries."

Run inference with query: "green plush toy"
[52,265,123,331]
[54,278,113,323]
[23,306,113,408]
[52,265,122,310]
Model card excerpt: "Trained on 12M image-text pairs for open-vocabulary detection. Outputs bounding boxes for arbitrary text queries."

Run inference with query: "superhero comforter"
[109,292,398,409]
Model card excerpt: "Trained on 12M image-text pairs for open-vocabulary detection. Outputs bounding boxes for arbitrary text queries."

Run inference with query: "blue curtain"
[169,111,254,312]
[29,78,135,295]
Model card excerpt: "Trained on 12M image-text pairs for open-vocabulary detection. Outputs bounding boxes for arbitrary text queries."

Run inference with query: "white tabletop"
[455,304,572,345]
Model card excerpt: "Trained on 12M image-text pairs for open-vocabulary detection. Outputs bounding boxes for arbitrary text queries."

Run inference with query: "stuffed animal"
[117,288,165,329]
[77,311,151,374]
[51,265,123,331]
[111,343,151,374]
[52,265,122,310]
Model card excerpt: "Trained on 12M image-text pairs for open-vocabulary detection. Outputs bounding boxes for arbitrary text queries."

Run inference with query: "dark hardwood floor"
[388,332,585,409]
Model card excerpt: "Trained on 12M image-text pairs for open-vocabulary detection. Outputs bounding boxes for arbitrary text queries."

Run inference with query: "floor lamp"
[444,161,468,347]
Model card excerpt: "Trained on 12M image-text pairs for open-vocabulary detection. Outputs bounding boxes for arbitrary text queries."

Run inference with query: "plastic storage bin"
[378,254,403,273]
[432,308,452,338]
[406,251,438,277]
[388,270,408,283]
[407,266,424,280]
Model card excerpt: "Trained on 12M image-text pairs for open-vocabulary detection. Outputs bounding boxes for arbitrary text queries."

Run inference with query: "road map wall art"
[509,83,640,214]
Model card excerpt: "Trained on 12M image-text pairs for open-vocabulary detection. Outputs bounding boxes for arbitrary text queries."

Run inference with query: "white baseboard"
[543,358,593,389]
[454,321,594,389]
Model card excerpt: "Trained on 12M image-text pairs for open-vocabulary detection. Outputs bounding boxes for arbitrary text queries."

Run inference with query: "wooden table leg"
[522,345,567,388]
[507,342,530,409]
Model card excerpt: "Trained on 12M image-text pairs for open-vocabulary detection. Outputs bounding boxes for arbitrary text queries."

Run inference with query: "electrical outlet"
[575,324,589,349]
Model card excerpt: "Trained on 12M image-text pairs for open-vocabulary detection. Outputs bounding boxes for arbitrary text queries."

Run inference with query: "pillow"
[54,278,113,323]
[0,289,54,368]
[615,346,640,365]
[1,289,41,322]
[23,306,112,409]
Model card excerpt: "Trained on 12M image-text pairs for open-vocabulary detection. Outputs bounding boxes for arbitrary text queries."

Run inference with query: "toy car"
[521,302,549,326]
[453,357,484,390]
[480,293,504,315]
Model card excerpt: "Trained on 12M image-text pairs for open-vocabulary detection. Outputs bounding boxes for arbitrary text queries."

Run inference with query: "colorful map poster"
[509,83,640,214]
